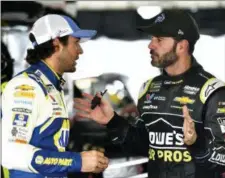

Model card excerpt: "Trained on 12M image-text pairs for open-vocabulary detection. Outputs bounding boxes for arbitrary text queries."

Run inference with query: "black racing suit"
[106,58,225,178]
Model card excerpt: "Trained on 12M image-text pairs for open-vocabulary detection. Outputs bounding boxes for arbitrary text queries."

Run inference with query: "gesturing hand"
[182,105,197,145]
[74,92,114,125]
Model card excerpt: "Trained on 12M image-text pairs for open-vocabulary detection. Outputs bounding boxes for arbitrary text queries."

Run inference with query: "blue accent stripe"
[62,15,79,32]
[27,74,48,96]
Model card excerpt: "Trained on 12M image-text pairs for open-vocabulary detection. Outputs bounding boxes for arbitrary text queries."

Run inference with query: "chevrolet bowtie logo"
[174,96,195,105]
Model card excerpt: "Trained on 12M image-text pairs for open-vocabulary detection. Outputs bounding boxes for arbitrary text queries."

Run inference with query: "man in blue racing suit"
[2,14,109,178]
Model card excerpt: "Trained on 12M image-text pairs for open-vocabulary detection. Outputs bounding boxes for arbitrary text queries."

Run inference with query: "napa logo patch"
[12,114,29,127]
[35,156,44,165]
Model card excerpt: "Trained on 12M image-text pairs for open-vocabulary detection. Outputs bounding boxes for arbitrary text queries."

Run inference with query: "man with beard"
[74,10,225,178]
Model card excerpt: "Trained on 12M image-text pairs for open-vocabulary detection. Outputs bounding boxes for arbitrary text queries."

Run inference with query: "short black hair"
[1,42,14,83]
[25,34,69,65]
[188,41,195,54]
[174,37,195,55]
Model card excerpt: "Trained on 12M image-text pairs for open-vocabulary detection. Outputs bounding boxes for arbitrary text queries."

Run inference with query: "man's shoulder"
[197,69,225,104]
[4,71,47,96]
[138,75,162,100]
[196,68,215,81]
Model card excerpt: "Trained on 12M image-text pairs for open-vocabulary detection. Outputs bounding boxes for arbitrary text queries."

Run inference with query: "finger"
[97,162,106,169]
[74,103,91,113]
[98,156,108,165]
[183,105,194,124]
[82,92,94,101]
[74,98,91,108]
[96,151,104,158]
[183,137,189,144]
[188,122,195,130]
[93,167,105,174]
[97,159,109,170]
[182,105,190,118]
[184,122,195,137]
[75,112,91,119]
[96,92,102,98]
[183,115,188,134]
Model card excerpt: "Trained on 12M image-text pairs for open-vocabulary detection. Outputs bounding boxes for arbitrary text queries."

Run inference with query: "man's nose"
[148,41,155,50]
[78,44,83,54]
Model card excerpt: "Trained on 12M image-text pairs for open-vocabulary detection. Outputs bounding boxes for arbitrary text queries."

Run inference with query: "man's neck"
[164,55,192,76]
[43,57,63,75]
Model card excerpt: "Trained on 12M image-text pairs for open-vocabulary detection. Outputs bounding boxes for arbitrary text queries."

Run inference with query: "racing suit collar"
[162,56,203,79]
[32,60,66,91]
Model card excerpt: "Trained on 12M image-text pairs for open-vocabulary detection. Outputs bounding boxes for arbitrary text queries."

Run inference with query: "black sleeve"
[106,112,149,156]
[189,88,225,173]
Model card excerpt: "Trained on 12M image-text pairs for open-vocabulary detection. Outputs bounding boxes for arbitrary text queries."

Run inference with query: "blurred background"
[1,1,225,178]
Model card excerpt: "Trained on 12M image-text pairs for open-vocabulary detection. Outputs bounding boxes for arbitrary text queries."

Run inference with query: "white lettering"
[149,132,184,146]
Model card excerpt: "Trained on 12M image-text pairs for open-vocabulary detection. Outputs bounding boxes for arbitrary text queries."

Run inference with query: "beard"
[151,42,178,68]
[59,50,76,73]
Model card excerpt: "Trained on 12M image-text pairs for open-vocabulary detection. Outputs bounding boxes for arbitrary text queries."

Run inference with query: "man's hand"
[81,150,109,173]
[182,105,197,145]
[74,92,114,125]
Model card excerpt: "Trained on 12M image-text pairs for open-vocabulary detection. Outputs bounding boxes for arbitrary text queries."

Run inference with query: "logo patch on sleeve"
[12,114,29,127]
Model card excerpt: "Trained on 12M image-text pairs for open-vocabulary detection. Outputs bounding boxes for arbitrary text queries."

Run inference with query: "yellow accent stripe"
[1,82,8,93]
[3,167,9,178]
[42,60,60,80]
[23,72,29,77]
[40,117,55,134]
[200,78,214,103]
[138,79,153,99]
[54,119,70,152]
[199,78,225,104]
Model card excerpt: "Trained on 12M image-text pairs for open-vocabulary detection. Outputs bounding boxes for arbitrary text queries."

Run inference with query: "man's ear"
[177,39,189,54]
[52,38,62,52]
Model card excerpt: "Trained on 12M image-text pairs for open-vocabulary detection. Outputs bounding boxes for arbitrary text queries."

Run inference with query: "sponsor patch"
[217,117,225,133]
[11,127,18,136]
[14,100,33,105]
[35,156,44,164]
[143,105,158,110]
[183,85,200,95]
[149,82,162,92]
[12,108,32,113]
[10,127,28,144]
[12,114,29,127]
[146,118,192,163]
[46,84,55,93]
[144,93,155,104]
[164,80,183,85]
[174,96,195,105]
[36,157,73,166]
[209,147,225,166]
[218,102,225,106]
[217,108,225,114]
[14,91,35,98]
[15,84,34,91]
[154,96,166,101]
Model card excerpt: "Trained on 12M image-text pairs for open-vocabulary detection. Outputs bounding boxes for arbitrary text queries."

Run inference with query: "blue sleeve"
[31,149,82,176]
